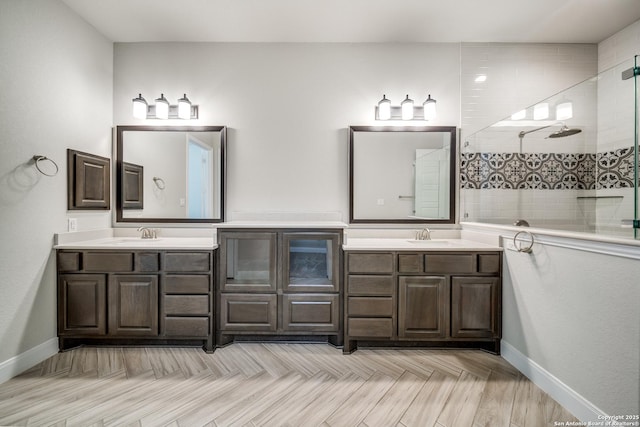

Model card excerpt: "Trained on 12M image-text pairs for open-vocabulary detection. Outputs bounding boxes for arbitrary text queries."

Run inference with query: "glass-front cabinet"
[217,229,343,345]
[220,232,277,292]
[282,232,340,293]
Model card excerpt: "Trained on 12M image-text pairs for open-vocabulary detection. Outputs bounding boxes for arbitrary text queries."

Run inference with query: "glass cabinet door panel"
[220,232,277,292]
[283,233,340,293]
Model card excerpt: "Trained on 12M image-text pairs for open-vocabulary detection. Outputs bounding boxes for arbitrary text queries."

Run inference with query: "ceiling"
[61,0,640,44]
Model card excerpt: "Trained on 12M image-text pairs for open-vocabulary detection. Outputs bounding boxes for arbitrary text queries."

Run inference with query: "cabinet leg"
[203,337,215,353]
[343,339,357,354]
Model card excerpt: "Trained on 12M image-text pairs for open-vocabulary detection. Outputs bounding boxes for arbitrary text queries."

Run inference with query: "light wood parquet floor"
[0,344,579,427]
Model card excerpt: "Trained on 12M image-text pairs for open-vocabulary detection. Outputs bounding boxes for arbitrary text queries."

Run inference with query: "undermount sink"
[406,239,462,246]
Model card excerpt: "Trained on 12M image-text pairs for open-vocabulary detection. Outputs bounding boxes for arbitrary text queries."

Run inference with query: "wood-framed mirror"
[349,126,457,224]
[116,125,226,223]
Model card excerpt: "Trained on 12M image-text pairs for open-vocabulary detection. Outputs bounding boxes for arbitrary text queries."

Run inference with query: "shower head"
[518,123,582,140]
[547,125,582,138]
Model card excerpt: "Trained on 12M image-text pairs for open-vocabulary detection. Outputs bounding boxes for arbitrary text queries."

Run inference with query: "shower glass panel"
[462,56,639,240]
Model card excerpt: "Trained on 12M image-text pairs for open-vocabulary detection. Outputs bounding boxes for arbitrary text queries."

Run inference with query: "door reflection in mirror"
[349,126,456,224]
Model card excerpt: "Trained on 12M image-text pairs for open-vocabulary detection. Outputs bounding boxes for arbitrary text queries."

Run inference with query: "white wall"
[0,0,113,366]
[113,43,461,221]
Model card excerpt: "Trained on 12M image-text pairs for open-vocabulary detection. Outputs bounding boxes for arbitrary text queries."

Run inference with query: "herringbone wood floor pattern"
[0,344,578,427]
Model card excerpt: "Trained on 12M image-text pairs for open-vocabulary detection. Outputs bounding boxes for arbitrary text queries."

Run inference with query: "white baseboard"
[501,340,607,422]
[0,338,59,384]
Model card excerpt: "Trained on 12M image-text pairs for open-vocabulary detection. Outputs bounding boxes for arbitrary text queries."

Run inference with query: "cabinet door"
[108,275,158,336]
[282,232,340,293]
[219,294,277,332]
[58,274,106,335]
[282,294,340,332]
[398,276,448,339]
[451,277,500,338]
[220,232,277,292]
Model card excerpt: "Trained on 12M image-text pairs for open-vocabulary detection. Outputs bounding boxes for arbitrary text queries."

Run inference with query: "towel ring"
[32,155,59,177]
[513,230,534,253]
[153,177,166,190]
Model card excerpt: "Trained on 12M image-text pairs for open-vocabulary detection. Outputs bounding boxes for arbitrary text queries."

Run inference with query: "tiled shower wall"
[459,42,599,230]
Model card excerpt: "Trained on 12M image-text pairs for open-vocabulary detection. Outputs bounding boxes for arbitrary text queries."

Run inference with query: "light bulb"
[401,95,414,120]
[378,95,391,120]
[155,94,169,120]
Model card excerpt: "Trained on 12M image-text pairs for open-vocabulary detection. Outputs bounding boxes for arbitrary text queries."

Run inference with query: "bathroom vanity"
[343,238,502,354]
[55,234,215,352]
[54,228,503,355]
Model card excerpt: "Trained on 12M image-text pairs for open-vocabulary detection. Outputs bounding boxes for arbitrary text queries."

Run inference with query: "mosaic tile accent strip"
[596,147,635,189]
[460,146,636,190]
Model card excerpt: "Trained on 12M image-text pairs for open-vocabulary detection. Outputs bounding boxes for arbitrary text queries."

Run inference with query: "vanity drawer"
[478,254,500,274]
[164,252,211,272]
[164,275,210,294]
[348,275,394,296]
[164,295,209,316]
[84,252,133,272]
[348,318,393,338]
[398,254,424,273]
[136,252,160,272]
[424,254,475,274]
[58,252,81,271]
[164,317,209,337]
[349,297,393,317]
[348,253,394,274]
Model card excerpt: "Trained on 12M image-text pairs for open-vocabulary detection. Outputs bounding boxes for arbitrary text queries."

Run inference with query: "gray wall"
[0,0,113,364]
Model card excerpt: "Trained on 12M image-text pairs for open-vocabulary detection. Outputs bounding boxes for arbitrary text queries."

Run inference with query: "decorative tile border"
[460,146,636,190]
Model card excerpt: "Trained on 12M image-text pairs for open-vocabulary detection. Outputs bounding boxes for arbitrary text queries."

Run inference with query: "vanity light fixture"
[177,94,192,120]
[132,93,199,120]
[423,94,437,121]
[377,95,392,120]
[401,95,414,120]
[155,94,170,120]
[132,94,148,120]
[375,93,437,121]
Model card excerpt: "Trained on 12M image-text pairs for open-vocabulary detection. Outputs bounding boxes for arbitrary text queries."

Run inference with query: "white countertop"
[54,229,217,250]
[342,238,502,251]
[54,237,216,250]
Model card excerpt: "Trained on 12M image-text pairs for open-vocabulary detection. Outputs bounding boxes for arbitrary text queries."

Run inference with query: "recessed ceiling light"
[474,75,487,83]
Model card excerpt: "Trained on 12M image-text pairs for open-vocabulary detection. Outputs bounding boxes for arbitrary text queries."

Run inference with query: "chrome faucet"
[416,227,431,240]
[137,226,157,239]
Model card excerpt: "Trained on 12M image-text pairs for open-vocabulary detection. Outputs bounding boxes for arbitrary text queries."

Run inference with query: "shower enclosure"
[461,56,639,240]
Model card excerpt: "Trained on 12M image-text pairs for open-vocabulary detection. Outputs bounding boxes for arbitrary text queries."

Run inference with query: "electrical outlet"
[68,218,78,232]
[377,198,385,205]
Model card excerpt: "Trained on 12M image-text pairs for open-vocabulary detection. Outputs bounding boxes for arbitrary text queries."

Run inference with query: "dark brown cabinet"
[59,274,106,335]
[67,149,111,210]
[398,276,448,339]
[108,275,158,336]
[57,249,214,352]
[345,251,502,354]
[451,276,500,338]
[217,229,342,346]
